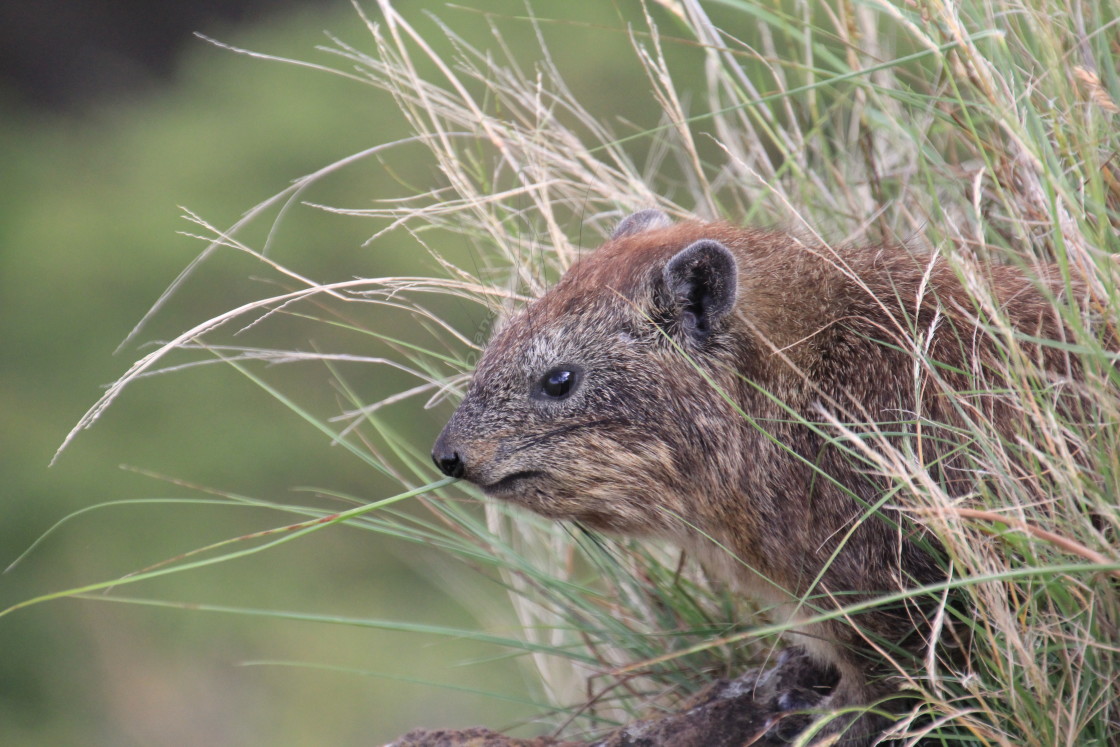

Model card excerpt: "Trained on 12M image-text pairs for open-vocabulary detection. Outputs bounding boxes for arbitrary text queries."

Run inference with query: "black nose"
[432,433,466,479]
[433,450,465,479]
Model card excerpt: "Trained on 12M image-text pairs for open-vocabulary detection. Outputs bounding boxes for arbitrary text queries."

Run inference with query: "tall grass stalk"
[41,0,1120,742]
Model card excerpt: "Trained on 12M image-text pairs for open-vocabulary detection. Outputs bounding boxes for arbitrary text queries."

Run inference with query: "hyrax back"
[433,210,1073,744]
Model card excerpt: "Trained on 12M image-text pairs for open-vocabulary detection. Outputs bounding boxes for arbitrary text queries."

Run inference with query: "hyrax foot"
[766,647,837,709]
[761,648,894,746]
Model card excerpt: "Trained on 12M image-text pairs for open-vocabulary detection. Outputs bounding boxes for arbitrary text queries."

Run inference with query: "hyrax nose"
[432,431,466,479]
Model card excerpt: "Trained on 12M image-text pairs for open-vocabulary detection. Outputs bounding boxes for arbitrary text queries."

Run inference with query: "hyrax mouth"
[483,470,545,496]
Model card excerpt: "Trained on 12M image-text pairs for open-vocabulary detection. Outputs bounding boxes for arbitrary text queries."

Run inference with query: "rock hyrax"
[432,209,1075,744]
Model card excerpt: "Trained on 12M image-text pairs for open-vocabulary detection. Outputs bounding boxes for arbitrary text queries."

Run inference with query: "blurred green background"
[0,1,679,744]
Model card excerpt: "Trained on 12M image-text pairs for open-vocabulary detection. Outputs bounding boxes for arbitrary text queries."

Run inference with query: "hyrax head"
[432,210,747,535]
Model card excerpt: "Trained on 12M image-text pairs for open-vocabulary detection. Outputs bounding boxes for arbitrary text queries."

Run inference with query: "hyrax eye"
[536,366,580,400]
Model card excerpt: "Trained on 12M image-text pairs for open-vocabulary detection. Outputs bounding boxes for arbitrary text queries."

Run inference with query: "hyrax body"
[433,210,1073,744]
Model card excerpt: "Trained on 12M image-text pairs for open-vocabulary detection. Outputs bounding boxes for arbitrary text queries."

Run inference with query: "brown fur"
[433,214,1079,744]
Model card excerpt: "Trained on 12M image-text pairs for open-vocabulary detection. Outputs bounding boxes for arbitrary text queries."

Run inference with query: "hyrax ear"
[662,239,738,342]
[612,208,672,240]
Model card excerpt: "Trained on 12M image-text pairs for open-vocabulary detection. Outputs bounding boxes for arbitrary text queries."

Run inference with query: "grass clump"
[34,0,1120,743]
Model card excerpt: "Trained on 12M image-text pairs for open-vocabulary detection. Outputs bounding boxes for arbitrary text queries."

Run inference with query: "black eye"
[537,367,580,399]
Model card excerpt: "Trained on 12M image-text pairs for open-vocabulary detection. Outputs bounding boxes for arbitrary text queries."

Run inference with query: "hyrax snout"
[432,209,1075,744]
